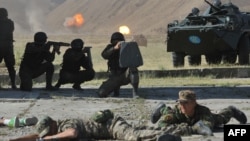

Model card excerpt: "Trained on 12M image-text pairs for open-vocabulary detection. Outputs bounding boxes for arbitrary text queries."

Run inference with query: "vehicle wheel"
[172,52,185,67]
[222,52,237,64]
[238,35,250,65]
[188,55,201,66]
[205,54,222,65]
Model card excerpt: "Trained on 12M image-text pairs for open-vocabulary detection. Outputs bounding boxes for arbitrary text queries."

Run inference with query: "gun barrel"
[47,41,70,46]
[204,0,212,6]
[58,42,70,46]
[204,0,220,11]
[46,41,70,55]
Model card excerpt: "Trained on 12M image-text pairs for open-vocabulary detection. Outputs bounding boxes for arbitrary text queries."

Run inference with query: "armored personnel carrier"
[166,0,250,67]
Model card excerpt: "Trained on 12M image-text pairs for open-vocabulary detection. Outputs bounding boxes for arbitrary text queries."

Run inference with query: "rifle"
[46,41,70,55]
[82,46,93,68]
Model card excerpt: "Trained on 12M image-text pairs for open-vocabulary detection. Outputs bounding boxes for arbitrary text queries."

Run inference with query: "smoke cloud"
[0,0,64,35]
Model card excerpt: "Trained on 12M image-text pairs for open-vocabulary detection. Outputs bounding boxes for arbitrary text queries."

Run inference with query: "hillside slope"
[1,0,250,36]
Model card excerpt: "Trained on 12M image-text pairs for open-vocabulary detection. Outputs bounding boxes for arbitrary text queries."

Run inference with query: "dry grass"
[7,35,250,87]
[13,34,246,72]
[86,76,250,87]
[13,34,171,71]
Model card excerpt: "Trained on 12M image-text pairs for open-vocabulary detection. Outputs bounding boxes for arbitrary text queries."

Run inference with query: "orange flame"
[119,25,130,35]
[64,13,84,27]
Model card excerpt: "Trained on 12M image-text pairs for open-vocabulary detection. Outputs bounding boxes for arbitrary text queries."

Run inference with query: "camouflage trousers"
[108,116,163,141]
[212,107,234,126]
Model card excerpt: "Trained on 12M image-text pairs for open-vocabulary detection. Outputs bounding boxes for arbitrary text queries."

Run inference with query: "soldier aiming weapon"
[46,41,70,55]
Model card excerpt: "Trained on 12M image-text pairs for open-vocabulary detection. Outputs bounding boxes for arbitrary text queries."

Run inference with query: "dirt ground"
[0,83,249,141]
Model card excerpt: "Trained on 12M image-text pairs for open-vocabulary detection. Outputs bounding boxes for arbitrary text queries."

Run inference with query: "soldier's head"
[71,38,84,51]
[0,8,8,19]
[110,32,125,44]
[191,7,200,16]
[177,90,197,117]
[213,0,221,7]
[34,32,47,44]
[35,116,57,138]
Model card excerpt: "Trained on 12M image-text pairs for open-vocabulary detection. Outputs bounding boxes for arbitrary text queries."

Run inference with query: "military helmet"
[35,116,53,137]
[0,8,8,18]
[192,7,200,16]
[213,0,221,7]
[110,32,125,43]
[34,32,47,43]
[71,38,84,50]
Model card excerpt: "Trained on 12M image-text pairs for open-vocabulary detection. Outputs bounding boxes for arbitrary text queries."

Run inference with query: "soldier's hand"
[114,41,122,50]
[192,120,213,136]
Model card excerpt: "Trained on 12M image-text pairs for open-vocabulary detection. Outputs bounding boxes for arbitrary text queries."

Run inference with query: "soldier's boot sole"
[151,102,166,124]
[157,134,182,141]
[228,106,247,124]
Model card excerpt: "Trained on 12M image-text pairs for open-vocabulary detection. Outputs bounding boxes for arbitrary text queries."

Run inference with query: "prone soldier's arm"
[9,133,39,141]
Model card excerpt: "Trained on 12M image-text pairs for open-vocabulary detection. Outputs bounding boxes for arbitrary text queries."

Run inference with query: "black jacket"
[61,48,92,73]
[101,44,127,72]
[20,42,55,69]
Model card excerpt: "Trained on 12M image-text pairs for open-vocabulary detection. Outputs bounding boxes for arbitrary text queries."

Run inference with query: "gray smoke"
[0,0,65,34]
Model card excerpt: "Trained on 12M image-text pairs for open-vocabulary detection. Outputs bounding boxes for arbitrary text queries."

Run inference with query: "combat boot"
[9,69,17,89]
[11,83,17,89]
[19,116,38,127]
[228,106,247,124]
[72,84,84,91]
[7,117,19,128]
[54,82,61,89]
[131,82,140,98]
[113,88,120,97]
[151,102,166,124]
[45,69,57,91]
[157,134,182,141]
[192,120,213,136]
[132,89,140,99]
[129,69,140,98]
[46,85,58,91]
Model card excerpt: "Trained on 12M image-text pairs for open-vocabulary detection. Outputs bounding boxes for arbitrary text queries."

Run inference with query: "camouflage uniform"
[19,32,55,91]
[0,8,16,89]
[38,116,164,141]
[98,32,139,98]
[157,103,237,135]
[150,90,247,136]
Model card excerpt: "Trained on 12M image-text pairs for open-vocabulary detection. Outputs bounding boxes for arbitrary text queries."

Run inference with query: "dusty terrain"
[0,83,249,141]
[1,0,250,141]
